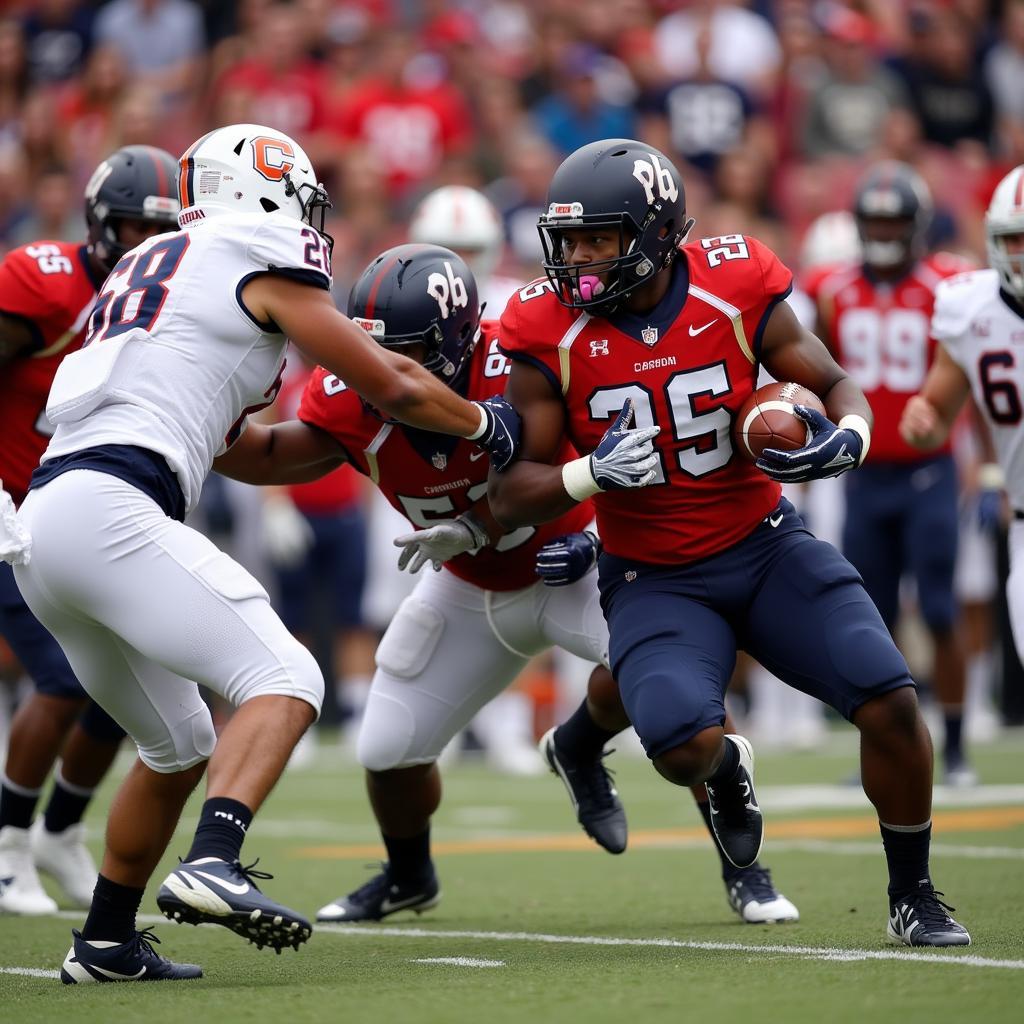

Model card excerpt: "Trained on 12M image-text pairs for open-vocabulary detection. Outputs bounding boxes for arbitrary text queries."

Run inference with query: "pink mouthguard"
[577,275,605,301]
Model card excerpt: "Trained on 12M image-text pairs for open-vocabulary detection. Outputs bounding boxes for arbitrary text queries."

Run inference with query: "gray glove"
[394,512,490,573]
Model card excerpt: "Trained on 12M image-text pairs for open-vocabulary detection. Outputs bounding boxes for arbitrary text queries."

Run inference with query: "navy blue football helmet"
[347,243,481,384]
[537,139,694,314]
[84,145,181,272]
[853,161,932,270]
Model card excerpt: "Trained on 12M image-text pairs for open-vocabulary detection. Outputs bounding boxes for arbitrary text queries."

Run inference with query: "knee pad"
[78,699,128,743]
[375,596,445,679]
[136,705,217,774]
[356,689,419,772]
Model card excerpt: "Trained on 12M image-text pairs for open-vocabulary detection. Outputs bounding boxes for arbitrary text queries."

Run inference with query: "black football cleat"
[316,866,440,922]
[60,927,202,984]
[540,726,627,854]
[157,857,311,953]
[726,864,799,923]
[705,735,763,869]
[887,883,971,946]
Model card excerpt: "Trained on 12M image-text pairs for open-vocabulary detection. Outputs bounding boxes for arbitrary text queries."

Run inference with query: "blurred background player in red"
[0,143,180,914]
[809,162,977,785]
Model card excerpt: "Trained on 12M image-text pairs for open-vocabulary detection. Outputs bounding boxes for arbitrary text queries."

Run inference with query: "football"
[734,381,827,462]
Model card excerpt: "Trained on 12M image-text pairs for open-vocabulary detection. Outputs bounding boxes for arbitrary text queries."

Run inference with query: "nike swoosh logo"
[768,512,783,528]
[688,320,718,337]
[380,892,427,914]
[92,963,147,981]
[193,870,251,896]
[469,450,487,461]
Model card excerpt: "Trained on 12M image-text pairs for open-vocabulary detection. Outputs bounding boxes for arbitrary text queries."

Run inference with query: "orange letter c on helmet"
[251,136,296,182]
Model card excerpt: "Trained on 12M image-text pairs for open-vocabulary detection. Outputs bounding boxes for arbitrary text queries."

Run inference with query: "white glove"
[394,513,490,574]
[261,495,314,567]
[0,485,31,566]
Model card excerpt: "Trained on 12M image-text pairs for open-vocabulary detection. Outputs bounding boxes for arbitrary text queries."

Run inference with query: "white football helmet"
[409,186,505,283]
[177,123,331,239]
[985,164,1024,300]
[799,211,861,270]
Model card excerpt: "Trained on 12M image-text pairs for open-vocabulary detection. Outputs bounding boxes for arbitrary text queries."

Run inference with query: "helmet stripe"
[362,253,403,319]
[1015,170,1024,211]
[177,131,215,208]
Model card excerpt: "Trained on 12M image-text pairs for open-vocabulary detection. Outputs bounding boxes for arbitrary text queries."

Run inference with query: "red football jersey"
[811,253,972,462]
[500,235,790,565]
[275,360,362,515]
[297,322,593,591]
[0,241,101,505]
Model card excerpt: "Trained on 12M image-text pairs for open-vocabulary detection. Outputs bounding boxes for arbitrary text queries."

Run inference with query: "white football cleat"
[726,865,799,923]
[31,818,98,908]
[0,824,58,915]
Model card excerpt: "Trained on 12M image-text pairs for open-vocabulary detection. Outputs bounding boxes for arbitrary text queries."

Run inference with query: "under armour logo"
[590,339,609,357]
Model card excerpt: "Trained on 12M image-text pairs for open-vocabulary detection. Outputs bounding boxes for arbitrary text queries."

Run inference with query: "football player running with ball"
[215,243,797,926]
[2,124,520,984]
[488,139,971,947]
[902,164,1024,669]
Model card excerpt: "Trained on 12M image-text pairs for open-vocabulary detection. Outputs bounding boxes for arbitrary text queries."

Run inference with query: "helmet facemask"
[283,171,334,255]
[987,224,1024,301]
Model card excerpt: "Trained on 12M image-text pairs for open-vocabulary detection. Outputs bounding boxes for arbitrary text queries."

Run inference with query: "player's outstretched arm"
[0,312,39,367]
[899,344,971,450]
[242,276,518,468]
[213,419,346,485]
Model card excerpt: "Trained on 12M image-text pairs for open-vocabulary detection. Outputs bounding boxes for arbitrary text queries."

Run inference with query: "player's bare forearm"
[488,460,578,529]
[762,300,872,423]
[214,420,345,485]
[900,346,970,450]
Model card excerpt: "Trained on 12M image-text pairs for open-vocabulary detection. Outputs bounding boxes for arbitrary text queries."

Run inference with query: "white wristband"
[979,462,1005,490]
[562,456,601,502]
[466,403,488,441]
[838,414,871,465]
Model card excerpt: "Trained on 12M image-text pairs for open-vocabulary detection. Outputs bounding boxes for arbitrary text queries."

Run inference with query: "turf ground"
[2,728,1022,1023]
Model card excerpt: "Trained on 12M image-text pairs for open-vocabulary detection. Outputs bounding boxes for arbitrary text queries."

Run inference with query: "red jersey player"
[215,243,799,925]
[488,139,970,947]
[0,146,180,915]
[810,162,976,787]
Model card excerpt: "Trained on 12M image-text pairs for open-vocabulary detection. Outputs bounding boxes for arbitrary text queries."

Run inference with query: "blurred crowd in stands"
[2,0,1023,759]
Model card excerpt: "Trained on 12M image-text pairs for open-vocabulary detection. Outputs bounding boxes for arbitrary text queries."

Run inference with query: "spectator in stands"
[93,0,205,111]
[0,19,28,146]
[9,164,79,247]
[985,0,1024,127]
[20,0,93,86]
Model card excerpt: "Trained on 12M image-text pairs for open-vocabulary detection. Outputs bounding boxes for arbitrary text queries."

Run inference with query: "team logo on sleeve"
[427,261,469,319]
[251,136,296,182]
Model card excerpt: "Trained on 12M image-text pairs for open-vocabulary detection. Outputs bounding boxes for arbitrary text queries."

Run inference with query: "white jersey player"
[901,164,1024,658]
[6,123,521,984]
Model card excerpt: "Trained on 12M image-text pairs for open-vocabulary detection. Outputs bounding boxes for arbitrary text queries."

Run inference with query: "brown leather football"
[734,381,827,462]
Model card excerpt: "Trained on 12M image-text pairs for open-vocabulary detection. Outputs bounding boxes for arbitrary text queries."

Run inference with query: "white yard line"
[410,957,505,968]
[0,966,60,979]
[28,912,1024,975]
[319,924,1024,971]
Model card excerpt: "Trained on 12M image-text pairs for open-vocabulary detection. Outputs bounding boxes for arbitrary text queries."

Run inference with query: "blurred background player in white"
[360,183,540,774]
[902,164,1024,668]
[4,123,521,984]
[0,146,180,916]
[812,163,976,785]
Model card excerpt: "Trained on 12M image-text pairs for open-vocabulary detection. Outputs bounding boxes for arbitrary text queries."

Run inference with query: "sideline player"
[4,124,520,983]
[215,242,797,925]
[488,139,970,947]
[812,163,975,785]
[0,146,180,915]
[901,164,1024,665]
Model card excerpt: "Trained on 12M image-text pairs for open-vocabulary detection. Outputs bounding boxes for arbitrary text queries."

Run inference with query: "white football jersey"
[42,211,331,514]
[931,268,1024,509]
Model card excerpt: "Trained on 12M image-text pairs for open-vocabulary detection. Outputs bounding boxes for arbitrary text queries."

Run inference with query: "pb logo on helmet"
[633,154,678,207]
[427,261,469,320]
[251,136,296,182]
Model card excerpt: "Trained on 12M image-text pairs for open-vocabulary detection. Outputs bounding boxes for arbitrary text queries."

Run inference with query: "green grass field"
[2,729,1023,1023]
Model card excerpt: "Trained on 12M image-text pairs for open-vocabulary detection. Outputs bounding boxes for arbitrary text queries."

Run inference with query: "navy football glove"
[755,405,865,483]
[536,530,601,587]
[977,488,1003,531]
[472,396,522,473]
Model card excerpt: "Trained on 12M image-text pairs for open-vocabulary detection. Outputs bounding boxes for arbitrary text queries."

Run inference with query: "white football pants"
[357,565,609,771]
[1006,519,1024,665]
[15,471,324,773]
